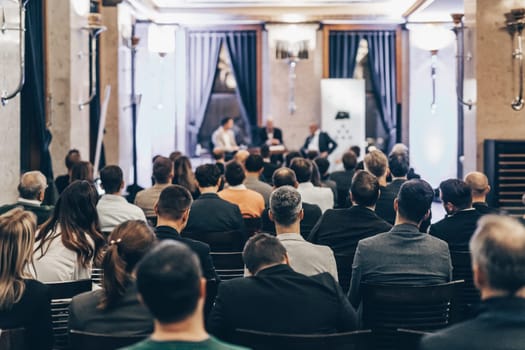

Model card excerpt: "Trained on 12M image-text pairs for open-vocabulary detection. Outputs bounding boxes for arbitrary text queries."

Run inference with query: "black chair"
[394,329,431,350]
[0,328,26,350]
[47,279,93,349]
[146,216,157,227]
[210,252,244,280]
[183,230,245,252]
[334,253,355,294]
[244,217,262,238]
[450,251,481,321]
[69,330,146,350]
[91,267,103,287]
[205,279,219,321]
[361,280,463,350]
[233,329,371,350]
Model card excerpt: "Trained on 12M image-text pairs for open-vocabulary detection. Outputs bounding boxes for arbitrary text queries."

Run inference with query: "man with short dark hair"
[207,233,357,341]
[154,185,218,281]
[54,149,81,194]
[244,154,273,205]
[314,157,338,206]
[212,149,226,175]
[464,171,499,215]
[330,150,358,208]
[364,149,397,224]
[135,156,174,218]
[291,158,333,213]
[348,179,452,307]
[121,241,244,350]
[309,170,392,255]
[386,151,409,196]
[185,164,244,234]
[420,215,525,350]
[260,145,279,183]
[97,165,146,232]
[430,178,483,251]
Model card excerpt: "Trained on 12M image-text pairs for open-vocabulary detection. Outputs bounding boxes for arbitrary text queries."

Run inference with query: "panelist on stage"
[259,118,283,146]
[301,123,338,157]
[211,117,239,156]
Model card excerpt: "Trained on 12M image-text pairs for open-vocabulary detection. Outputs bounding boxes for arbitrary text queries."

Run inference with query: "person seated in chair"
[464,171,499,215]
[364,150,397,224]
[134,156,174,218]
[212,117,239,161]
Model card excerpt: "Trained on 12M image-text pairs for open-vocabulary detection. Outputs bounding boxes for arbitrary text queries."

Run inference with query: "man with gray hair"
[0,171,53,224]
[269,186,338,280]
[420,215,525,350]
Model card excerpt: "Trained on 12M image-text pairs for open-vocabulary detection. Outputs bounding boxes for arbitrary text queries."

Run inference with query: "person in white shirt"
[211,117,239,153]
[97,165,146,233]
[290,157,334,213]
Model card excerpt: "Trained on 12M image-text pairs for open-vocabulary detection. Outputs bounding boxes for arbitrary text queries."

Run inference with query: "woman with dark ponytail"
[68,220,155,335]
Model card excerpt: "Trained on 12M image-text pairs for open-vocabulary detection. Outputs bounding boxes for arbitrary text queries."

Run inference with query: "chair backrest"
[47,279,93,300]
[450,251,481,320]
[334,253,355,294]
[0,328,26,350]
[243,217,262,237]
[184,230,245,252]
[91,267,104,287]
[233,328,371,350]
[205,279,219,321]
[69,330,146,350]
[394,329,431,350]
[210,252,245,280]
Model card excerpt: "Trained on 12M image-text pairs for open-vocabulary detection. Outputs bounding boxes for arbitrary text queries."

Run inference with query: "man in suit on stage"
[258,118,283,146]
[301,123,338,157]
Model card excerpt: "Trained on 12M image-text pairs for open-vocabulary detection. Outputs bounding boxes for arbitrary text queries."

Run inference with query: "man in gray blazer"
[348,179,452,308]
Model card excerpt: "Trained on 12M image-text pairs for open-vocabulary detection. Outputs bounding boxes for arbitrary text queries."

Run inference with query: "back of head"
[439,178,472,210]
[137,241,202,323]
[173,156,196,192]
[285,151,302,168]
[397,179,434,223]
[272,168,297,188]
[212,149,225,161]
[314,157,330,176]
[157,185,193,221]
[0,208,37,310]
[364,150,388,178]
[195,164,221,188]
[350,145,361,158]
[243,233,287,275]
[153,156,173,184]
[269,185,302,227]
[169,151,182,162]
[342,151,358,171]
[260,144,271,159]
[100,165,123,194]
[388,152,409,178]
[65,149,81,170]
[99,220,155,309]
[389,143,409,156]
[470,215,525,294]
[245,154,264,173]
[225,161,245,186]
[290,157,312,183]
[464,171,490,197]
[70,161,94,182]
[18,171,47,200]
[350,170,380,207]
[306,150,320,160]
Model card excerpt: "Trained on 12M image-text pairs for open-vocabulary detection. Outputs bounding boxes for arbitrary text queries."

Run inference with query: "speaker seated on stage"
[259,118,283,146]
[301,123,338,158]
[211,117,239,158]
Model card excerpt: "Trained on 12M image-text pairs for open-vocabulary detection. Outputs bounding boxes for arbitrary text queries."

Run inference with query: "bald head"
[234,150,250,164]
[18,171,47,201]
[464,171,490,202]
[272,168,298,188]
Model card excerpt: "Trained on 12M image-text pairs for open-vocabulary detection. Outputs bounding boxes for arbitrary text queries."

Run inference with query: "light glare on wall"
[148,24,176,57]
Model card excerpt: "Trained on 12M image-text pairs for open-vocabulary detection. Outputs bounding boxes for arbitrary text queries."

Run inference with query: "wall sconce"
[147,23,176,57]
[505,8,525,111]
[0,0,28,107]
[451,13,475,110]
[79,13,107,110]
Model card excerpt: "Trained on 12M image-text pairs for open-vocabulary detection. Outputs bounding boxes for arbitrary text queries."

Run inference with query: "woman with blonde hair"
[69,220,155,335]
[33,180,105,282]
[0,208,53,349]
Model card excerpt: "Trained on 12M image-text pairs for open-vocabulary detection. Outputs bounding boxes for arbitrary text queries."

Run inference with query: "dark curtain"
[329,31,362,78]
[365,31,397,151]
[187,32,223,156]
[225,31,257,144]
[21,0,53,179]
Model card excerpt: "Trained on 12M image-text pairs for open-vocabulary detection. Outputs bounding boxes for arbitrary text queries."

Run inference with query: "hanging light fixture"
[451,13,475,110]
[504,8,525,111]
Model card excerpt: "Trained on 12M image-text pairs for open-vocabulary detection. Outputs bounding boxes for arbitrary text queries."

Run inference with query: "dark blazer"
[375,185,398,225]
[329,169,355,208]
[155,225,219,281]
[69,282,153,335]
[185,192,244,234]
[348,224,452,308]
[420,297,525,350]
[262,161,280,184]
[207,264,357,341]
[0,201,53,225]
[54,174,70,194]
[261,202,322,239]
[308,205,392,255]
[302,132,338,155]
[386,178,406,197]
[258,127,283,145]
[429,209,483,251]
[473,202,500,215]
[0,279,53,350]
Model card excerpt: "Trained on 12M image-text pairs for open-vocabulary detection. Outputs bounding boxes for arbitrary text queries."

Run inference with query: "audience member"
[169,151,182,163]
[0,208,53,350]
[135,156,174,218]
[364,149,397,224]
[464,171,499,215]
[69,221,155,335]
[348,179,452,307]
[207,234,357,341]
[155,185,218,281]
[55,149,81,194]
[70,161,94,183]
[390,143,420,180]
[260,144,279,183]
[212,148,226,175]
[301,123,338,157]
[233,149,250,165]
[219,161,265,218]
[32,180,105,282]
[0,171,53,225]
[185,164,243,234]
[97,165,146,233]
[173,156,199,199]
[314,157,338,205]
[122,241,245,350]
[386,151,409,195]
[284,150,302,168]
[244,154,273,205]
[291,157,333,213]
[308,170,392,255]
[329,150,358,208]
[269,186,338,280]
[420,215,525,350]
[430,179,483,251]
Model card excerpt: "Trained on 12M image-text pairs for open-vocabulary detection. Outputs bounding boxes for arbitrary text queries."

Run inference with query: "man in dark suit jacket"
[309,170,392,255]
[464,171,500,215]
[207,234,357,341]
[154,185,218,281]
[430,179,483,251]
[420,215,525,350]
[329,150,358,208]
[301,123,338,157]
[385,151,409,196]
[348,180,452,308]
[260,145,280,183]
[364,149,397,224]
[258,119,283,146]
[185,164,244,234]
